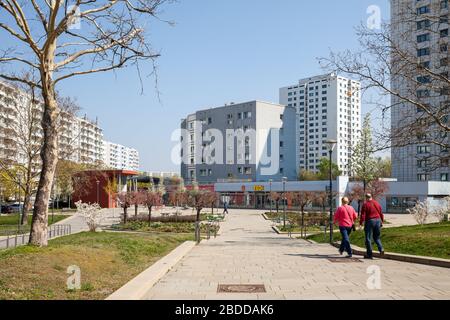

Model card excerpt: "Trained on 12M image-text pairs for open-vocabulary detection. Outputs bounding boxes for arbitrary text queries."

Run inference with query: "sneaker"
[380,250,385,256]
[339,250,344,256]
[364,255,373,260]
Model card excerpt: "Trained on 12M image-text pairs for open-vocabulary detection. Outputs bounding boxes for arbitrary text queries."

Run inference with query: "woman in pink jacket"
[333,197,358,258]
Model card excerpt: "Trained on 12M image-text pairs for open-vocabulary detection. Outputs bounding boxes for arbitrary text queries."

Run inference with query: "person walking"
[360,193,385,259]
[223,201,229,215]
[334,197,358,258]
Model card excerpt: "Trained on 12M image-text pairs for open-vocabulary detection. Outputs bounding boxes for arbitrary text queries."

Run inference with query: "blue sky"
[55,0,389,172]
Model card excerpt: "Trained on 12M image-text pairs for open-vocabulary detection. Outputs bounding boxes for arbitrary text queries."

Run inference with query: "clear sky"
[55,0,390,172]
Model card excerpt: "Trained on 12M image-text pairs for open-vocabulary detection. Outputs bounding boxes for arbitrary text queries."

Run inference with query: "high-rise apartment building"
[180,101,297,184]
[0,81,104,166]
[391,0,449,182]
[279,73,362,176]
[103,141,140,171]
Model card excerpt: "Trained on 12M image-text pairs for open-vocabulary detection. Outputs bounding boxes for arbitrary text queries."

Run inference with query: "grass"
[0,231,193,300]
[0,214,69,235]
[307,222,450,260]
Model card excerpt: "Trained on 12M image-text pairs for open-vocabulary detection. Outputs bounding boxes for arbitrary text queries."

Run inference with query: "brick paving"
[146,209,450,300]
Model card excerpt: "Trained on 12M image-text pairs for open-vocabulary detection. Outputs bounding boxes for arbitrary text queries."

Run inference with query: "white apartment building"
[103,141,140,171]
[0,81,104,166]
[279,73,362,176]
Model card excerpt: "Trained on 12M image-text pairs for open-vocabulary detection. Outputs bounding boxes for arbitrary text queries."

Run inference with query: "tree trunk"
[148,206,152,226]
[29,53,58,246]
[21,185,32,226]
[123,207,128,224]
[195,208,201,243]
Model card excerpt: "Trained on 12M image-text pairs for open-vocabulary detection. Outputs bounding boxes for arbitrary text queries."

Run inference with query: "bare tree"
[142,190,163,226]
[319,1,449,173]
[0,1,168,246]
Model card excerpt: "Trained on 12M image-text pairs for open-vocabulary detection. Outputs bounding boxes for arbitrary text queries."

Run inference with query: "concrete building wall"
[181,101,297,184]
[391,0,450,182]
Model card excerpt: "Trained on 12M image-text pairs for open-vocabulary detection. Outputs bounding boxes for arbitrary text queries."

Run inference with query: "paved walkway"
[146,209,450,300]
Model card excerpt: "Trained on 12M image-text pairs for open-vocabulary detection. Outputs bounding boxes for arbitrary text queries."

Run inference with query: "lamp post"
[325,139,337,243]
[96,180,100,205]
[282,177,287,228]
[269,179,273,213]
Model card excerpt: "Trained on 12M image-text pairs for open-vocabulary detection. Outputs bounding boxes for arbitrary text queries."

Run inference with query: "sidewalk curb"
[331,242,450,269]
[106,241,196,300]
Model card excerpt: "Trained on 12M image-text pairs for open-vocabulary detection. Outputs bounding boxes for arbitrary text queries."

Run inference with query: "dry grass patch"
[0,232,193,300]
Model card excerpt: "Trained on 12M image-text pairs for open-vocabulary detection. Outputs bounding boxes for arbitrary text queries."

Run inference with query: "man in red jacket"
[360,193,385,259]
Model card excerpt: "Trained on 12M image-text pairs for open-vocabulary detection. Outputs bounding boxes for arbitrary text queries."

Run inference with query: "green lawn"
[0,231,193,300]
[307,222,450,260]
[0,214,69,235]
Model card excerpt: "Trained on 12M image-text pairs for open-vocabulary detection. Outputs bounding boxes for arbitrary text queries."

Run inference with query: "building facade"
[279,73,362,177]
[181,101,297,184]
[102,141,140,171]
[391,0,449,182]
[0,81,104,166]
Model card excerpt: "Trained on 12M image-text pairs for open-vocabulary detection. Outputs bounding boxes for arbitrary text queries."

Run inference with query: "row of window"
[418,173,448,181]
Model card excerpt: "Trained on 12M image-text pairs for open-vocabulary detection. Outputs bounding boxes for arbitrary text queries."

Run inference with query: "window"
[417,33,430,42]
[417,6,430,15]
[417,19,431,30]
[417,145,431,154]
[440,28,449,37]
[244,167,252,175]
[417,174,429,181]
[417,47,430,57]
[441,0,448,9]
[238,113,242,120]
[441,43,448,52]
[417,75,431,84]
[441,173,449,181]
[207,117,212,125]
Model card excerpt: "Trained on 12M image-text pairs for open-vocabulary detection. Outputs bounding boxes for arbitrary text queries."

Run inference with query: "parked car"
[1,205,13,214]
[9,203,23,213]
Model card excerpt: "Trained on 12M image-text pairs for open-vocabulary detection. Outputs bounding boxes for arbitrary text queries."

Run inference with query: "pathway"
[146,209,450,300]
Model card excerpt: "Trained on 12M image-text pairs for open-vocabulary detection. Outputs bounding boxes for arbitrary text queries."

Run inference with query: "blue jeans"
[364,219,383,257]
[339,226,353,256]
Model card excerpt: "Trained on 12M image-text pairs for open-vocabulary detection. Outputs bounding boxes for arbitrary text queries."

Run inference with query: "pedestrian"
[334,197,358,258]
[223,201,229,215]
[360,193,385,259]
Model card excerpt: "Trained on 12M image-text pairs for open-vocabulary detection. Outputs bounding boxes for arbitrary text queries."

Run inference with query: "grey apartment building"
[180,101,296,184]
[391,0,449,182]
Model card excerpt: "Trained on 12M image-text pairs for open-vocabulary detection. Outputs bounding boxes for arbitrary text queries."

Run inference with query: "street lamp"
[282,177,287,228]
[96,180,100,205]
[324,139,337,243]
[269,179,273,213]
[17,173,21,230]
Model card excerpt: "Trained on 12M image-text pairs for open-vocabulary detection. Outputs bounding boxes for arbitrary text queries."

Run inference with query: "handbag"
[343,205,356,231]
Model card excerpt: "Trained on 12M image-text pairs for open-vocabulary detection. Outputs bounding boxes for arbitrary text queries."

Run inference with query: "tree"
[298,170,319,181]
[0,0,168,246]
[291,191,314,238]
[115,192,134,225]
[374,157,392,178]
[433,196,450,222]
[269,192,281,213]
[317,158,342,181]
[142,191,163,226]
[75,201,103,232]
[407,201,430,225]
[351,114,378,193]
[130,191,145,217]
[319,3,449,173]
[187,189,211,244]
[314,191,328,213]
